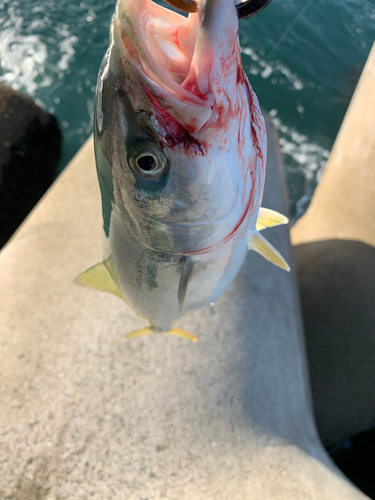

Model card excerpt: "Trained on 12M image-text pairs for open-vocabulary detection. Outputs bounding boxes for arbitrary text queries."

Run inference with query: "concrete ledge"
[292,42,375,447]
[0,115,367,498]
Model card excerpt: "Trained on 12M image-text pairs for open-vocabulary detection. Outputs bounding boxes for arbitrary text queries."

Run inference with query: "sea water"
[0,0,374,219]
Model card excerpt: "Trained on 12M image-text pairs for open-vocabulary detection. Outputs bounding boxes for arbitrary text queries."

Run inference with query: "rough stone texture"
[0,116,367,499]
[291,42,375,447]
[0,83,61,249]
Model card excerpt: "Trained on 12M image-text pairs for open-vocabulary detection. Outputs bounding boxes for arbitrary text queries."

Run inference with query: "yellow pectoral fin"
[125,327,197,342]
[74,259,125,300]
[249,231,290,271]
[256,207,289,231]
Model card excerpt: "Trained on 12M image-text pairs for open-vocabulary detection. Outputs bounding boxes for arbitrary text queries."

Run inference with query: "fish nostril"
[137,155,157,172]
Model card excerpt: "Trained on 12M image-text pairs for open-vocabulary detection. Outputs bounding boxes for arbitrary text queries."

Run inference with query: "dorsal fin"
[74,256,125,300]
[256,207,289,231]
[249,231,290,271]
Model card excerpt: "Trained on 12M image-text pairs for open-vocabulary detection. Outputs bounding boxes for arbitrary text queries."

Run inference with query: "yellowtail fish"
[75,0,289,341]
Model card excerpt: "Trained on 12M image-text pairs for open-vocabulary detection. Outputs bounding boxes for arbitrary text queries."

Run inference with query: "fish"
[75,0,290,341]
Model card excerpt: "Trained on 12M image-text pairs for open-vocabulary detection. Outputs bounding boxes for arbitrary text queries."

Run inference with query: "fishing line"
[265,0,314,58]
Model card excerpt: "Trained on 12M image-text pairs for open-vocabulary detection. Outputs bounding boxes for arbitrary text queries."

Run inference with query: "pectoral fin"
[256,207,289,231]
[249,231,290,271]
[178,257,194,311]
[74,256,125,300]
[125,326,197,342]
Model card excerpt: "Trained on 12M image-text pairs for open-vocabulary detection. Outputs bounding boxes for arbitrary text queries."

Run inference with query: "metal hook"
[163,0,273,19]
[163,0,198,14]
[235,0,273,19]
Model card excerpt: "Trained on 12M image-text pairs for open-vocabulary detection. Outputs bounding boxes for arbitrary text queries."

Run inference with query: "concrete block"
[292,43,375,447]
[0,83,61,248]
[0,115,367,499]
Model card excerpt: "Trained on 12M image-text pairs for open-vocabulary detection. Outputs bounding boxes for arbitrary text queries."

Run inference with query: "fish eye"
[129,144,168,179]
[136,153,158,172]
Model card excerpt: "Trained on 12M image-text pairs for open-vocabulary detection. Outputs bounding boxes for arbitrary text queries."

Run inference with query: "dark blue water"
[0,0,374,218]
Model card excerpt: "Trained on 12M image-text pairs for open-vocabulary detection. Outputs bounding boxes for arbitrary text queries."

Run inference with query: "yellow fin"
[168,328,197,342]
[249,231,290,271]
[125,327,197,342]
[74,258,125,300]
[124,327,154,339]
[256,207,289,231]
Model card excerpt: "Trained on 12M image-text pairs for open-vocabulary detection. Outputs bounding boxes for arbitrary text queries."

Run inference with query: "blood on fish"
[143,86,206,157]
[220,43,236,77]
[235,40,244,86]
[236,63,244,85]
[222,170,258,244]
[177,70,264,256]
[178,166,260,257]
[126,24,263,256]
[243,73,264,162]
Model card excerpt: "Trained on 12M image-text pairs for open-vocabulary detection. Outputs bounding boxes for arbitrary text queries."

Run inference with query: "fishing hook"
[163,0,273,19]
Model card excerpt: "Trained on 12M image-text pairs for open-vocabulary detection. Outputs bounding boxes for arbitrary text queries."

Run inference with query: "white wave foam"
[58,36,79,71]
[269,110,330,219]
[241,46,305,90]
[0,4,78,98]
[0,7,49,94]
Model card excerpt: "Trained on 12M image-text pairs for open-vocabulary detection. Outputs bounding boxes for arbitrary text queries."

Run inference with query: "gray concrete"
[292,42,375,447]
[0,116,367,499]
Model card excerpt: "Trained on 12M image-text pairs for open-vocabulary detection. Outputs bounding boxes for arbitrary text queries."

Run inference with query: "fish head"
[95,0,266,255]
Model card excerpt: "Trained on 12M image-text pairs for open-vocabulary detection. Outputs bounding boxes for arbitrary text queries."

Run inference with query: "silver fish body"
[77,0,289,337]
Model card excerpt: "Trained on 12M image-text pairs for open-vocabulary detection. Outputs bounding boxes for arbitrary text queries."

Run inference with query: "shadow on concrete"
[293,239,375,447]
[329,427,375,499]
[0,84,61,249]
[196,234,327,460]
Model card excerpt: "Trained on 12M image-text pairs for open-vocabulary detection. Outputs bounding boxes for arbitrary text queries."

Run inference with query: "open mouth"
[114,0,239,131]
[124,3,199,87]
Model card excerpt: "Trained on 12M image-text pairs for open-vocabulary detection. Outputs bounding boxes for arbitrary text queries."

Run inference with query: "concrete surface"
[291,42,375,447]
[0,115,368,499]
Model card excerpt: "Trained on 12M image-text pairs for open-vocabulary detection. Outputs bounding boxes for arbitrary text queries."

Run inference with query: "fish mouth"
[114,0,240,132]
